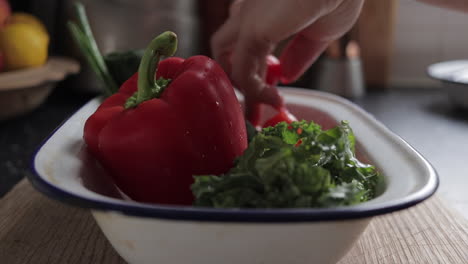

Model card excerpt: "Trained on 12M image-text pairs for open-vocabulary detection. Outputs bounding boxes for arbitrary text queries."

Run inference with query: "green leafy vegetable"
[191,120,383,208]
[104,49,144,86]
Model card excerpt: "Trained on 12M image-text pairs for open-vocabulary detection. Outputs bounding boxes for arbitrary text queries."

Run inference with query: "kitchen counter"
[355,88,468,219]
[1,85,467,218]
[0,86,94,197]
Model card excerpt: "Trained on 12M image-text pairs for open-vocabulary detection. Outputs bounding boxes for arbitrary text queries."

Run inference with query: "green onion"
[67,2,118,96]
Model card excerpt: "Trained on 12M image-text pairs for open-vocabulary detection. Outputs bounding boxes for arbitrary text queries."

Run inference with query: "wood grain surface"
[1,179,467,264]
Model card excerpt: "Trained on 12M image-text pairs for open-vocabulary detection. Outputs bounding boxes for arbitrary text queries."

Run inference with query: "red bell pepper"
[83,32,247,205]
[245,55,297,129]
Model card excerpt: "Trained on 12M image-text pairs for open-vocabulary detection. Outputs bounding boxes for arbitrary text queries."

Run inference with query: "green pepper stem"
[135,31,178,105]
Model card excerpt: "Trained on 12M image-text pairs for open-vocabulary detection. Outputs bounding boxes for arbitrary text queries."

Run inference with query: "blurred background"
[6,0,468,91]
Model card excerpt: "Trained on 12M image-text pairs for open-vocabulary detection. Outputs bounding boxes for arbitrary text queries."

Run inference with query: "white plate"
[427,60,468,108]
[427,60,468,84]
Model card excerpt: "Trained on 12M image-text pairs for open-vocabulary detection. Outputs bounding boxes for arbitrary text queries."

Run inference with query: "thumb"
[279,34,329,84]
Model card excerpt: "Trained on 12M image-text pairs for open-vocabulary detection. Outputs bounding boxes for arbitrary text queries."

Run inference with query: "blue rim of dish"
[28,99,439,223]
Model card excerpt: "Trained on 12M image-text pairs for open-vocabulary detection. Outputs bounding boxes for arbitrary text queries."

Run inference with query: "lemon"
[0,23,49,70]
[8,12,48,34]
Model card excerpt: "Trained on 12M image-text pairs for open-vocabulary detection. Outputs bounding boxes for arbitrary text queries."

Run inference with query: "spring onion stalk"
[67,2,118,96]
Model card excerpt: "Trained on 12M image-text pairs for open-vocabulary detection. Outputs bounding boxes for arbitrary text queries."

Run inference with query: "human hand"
[211,0,364,108]
[417,0,468,12]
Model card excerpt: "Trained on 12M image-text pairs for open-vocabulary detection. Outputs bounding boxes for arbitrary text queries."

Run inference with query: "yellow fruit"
[0,23,49,70]
[8,12,47,34]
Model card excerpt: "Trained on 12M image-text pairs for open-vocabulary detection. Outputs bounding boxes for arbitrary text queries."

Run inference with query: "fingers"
[279,0,364,83]
[210,0,245,75]
[228,0,328,106]
[230,29,283,107]
[258,84,284,107]
[231,29,273,93]
[229,0,244,16]
[210,17,239,75]
[210,0,359,107]
[279,34,329,84]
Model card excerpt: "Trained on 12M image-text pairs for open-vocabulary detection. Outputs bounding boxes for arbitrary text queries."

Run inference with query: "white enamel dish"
[29,88,438,264]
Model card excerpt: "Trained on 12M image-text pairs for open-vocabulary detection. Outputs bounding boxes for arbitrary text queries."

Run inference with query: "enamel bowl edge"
[29,88,438,264]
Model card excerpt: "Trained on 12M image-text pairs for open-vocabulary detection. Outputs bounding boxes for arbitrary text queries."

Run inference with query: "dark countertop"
[1,85,467,218]
[355,89,468,219]
[0,86,95,197]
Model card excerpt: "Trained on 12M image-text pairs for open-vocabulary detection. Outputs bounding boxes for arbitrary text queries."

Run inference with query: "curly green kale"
[191,120,383,208]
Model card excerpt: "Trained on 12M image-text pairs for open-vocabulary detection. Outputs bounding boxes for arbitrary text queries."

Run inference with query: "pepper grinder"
[317,34,365,99]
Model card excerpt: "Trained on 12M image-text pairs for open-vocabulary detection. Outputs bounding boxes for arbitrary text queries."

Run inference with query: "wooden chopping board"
[0,179,467,264]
